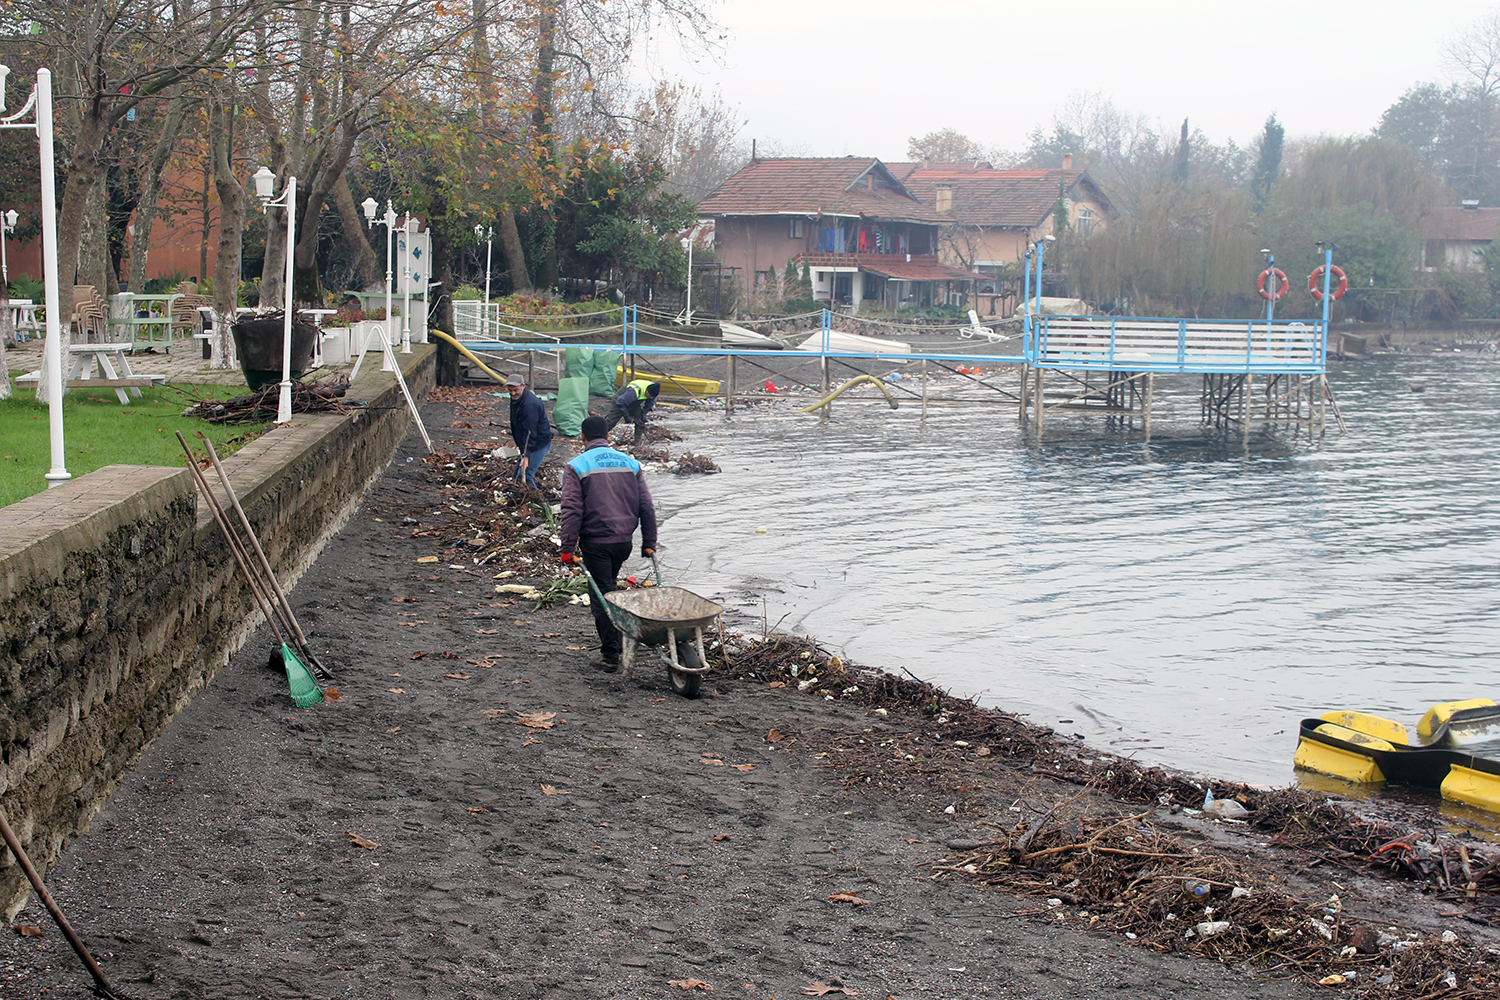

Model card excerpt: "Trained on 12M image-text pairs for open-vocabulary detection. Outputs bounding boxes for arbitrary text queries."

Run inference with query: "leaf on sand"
[540,784,570,795]
[14,925,44,938]
[711,833,731,843]
[481,708,507,719]
[802,984,856,996]
[466,806,487,814]
[323,687,342,701]
[387,727,402,733]
[827,892,871,906]
[440,651,461,659]
[668,979,714,991]
[766,729,784,743]
[699,757,724,766]
[515,711,557,729]
[411,651,428,660]
[416,556,439,564]
[768,681,787,688]
[732,764,756,772]
[386,688,407,694]
[444,672,471,680]
[346,831,379,850]
[475,628,499,634]
[394,596,422,603]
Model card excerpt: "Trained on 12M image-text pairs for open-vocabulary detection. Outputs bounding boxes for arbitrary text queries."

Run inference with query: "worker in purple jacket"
[559,415,658,671]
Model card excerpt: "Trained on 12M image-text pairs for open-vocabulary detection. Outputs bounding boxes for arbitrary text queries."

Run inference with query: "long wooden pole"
[0,807,118,998]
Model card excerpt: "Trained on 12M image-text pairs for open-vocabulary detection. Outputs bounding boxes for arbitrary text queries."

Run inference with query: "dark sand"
[2,386,1491,1000]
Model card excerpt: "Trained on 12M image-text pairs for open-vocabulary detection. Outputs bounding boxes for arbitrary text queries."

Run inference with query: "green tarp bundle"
[552,377,590,437]
[563,347,622,398]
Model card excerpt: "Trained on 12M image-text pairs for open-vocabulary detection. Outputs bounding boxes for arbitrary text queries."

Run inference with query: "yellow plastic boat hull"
[617,367,721,397]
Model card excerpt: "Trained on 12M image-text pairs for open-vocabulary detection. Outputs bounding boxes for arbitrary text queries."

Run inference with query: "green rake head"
[281,644,324,708]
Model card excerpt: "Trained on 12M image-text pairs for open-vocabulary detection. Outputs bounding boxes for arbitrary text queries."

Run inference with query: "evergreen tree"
[1172,119,1191,185]
[1251,115,1285,214]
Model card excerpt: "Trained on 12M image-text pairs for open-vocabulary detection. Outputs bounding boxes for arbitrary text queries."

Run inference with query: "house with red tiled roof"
[695,157,984,313]
[1420,202,1500,271]
[889,157,1116,315]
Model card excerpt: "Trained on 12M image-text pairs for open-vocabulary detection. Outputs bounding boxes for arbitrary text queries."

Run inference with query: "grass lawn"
[0,381,269,508]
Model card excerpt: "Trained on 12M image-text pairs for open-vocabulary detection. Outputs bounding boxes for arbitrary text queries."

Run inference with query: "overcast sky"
[638,0,1497,161]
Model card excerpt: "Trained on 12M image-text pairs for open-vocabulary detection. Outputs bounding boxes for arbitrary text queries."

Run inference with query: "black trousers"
[604,400,647,443]
[581,540,632,661]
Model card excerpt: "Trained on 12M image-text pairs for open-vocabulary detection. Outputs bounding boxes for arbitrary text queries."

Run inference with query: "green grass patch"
[0,381,269,508]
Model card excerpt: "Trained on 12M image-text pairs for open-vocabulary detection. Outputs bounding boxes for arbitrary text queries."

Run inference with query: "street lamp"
[1,208,17,287]
[474,224,493,339]
[359,196,398,373]
[252,165,297,424]
[399,215,416,354]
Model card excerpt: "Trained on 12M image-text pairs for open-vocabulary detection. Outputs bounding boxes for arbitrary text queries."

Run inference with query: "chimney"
[1063,152,1073,170]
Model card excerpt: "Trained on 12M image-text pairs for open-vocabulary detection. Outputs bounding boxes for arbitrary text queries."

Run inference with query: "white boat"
[794,330,911,354]
[719,322,784,348]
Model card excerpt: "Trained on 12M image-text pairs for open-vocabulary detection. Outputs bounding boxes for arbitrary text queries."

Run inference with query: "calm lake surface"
[649,351,1500,787]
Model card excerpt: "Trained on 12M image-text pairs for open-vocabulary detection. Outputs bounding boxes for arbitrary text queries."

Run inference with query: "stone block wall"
[0,349,435,916]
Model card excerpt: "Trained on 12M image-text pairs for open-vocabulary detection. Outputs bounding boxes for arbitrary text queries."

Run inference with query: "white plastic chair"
[962,309,998,342]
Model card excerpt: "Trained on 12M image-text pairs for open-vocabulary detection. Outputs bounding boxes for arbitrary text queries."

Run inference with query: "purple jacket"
[560,440,658,550]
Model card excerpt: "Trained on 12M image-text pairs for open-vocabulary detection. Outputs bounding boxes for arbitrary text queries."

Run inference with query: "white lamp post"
[252,165,297,424]
[399,214,415,354]
[360,196,398,373]
[2,65,68,486]
[1,208,16,287]
[474,224,493,339]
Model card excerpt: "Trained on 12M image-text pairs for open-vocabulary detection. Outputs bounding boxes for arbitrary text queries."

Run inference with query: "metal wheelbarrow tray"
[581,566,722,698]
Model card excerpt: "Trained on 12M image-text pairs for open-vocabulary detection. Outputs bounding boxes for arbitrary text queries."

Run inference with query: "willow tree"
[1271,136,1446,230]
[1073,180,1257,317]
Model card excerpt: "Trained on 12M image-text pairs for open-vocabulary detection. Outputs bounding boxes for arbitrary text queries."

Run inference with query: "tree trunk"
[79,182,113,296]
[209,92,246,370]
[333,174,381,289]
[129,91,189,294]
[498,205,531,295]
[0,286,11,400]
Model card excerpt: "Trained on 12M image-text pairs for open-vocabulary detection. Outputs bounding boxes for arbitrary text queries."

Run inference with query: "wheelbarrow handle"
[650,552,663,587]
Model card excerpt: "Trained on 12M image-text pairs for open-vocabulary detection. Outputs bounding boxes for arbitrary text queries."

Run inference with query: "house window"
[936,187,953,212]
[789,218,804,239]
[1076,207,1095,239]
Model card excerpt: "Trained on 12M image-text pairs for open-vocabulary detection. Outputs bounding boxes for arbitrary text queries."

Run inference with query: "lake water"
[649,351,1500,788]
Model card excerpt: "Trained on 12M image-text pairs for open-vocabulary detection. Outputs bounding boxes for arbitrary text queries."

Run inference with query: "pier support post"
[921,360,928,420]
[726,355,735,415]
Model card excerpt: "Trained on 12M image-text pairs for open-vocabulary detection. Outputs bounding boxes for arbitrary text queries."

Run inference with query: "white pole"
[685,236,693,321]
[400,216,413,354]
[483,229,493,339]
[38,69,68,486]
[276,175,297,424]
[382,202,395,372]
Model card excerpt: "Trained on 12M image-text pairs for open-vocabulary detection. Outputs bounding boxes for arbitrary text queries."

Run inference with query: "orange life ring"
[1256,267,1289,301]
[1309,265,1348,301]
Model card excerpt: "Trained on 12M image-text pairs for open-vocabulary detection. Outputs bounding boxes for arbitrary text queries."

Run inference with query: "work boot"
[590,656,620,674]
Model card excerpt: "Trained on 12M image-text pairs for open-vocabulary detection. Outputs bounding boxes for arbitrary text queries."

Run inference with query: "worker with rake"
[559,415,659,672]
[505,372,553,487]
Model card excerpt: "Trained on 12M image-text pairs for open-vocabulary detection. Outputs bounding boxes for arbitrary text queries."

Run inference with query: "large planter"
[231,313,318,390]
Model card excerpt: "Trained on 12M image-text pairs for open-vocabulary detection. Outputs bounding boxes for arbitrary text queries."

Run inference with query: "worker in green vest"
[605,378,660,445]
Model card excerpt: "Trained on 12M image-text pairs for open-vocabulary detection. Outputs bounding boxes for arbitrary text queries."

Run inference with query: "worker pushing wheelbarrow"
[559,414,720,696]
[577,555,720,697]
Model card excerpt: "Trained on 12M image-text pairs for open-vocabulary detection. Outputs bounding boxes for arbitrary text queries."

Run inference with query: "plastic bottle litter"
[1183,879,1211,899]
[1195,921,1231,938]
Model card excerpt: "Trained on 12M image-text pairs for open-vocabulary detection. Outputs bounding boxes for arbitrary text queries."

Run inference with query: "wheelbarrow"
[578,556,721,698]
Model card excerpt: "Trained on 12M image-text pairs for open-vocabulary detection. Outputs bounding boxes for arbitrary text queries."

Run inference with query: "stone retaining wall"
[0,348,435,917]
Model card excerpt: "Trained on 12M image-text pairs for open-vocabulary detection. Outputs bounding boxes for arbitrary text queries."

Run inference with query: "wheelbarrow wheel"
[669,640,703,699]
